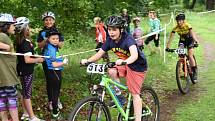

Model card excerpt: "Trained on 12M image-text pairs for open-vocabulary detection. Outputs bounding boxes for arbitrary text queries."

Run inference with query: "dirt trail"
[159,35,215,121]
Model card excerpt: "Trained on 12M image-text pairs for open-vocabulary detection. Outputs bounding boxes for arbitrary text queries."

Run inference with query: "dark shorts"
[179,37,194,49]
[144,34,160,47]
[0,86,18,111]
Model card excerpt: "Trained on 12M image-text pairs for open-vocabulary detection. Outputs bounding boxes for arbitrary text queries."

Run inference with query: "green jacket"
[0,33,20,87]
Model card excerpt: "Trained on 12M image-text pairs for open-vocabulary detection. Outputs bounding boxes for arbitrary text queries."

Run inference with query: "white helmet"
[133,17,141,22]
[42,11,55,20]
[15,17,29,32]
[0,13,15,23]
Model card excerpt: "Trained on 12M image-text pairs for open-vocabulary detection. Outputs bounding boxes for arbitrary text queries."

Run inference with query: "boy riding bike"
[166,13,199,80]
[81,15,147,121]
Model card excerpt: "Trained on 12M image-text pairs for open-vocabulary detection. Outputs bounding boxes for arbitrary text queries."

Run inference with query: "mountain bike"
[68,62,160,121]
[166,43,198,94]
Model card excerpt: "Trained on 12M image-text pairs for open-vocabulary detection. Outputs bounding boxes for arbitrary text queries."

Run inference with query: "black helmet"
[106,15,124,28]
[46,30,61,38]
[175,13,185,21]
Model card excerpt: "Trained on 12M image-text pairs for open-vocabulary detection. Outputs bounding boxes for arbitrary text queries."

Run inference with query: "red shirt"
[95,23,106,43]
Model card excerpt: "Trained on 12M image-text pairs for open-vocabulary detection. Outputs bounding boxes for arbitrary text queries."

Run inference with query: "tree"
[206,0,214,10]
[190,0,197,9]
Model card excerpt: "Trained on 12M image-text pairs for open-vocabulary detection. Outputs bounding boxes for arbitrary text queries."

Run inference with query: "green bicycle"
[68,62,160,121]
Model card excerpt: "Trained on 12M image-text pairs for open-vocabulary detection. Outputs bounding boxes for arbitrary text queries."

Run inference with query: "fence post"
[163,24,167,63]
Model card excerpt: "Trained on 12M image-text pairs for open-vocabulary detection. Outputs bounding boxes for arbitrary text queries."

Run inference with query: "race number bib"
[175,48,186,55]
[87,63,105,74]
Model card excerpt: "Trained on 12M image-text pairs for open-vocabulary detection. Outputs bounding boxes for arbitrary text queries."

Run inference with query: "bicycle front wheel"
[68,96,111,121]
[176,60,190,94]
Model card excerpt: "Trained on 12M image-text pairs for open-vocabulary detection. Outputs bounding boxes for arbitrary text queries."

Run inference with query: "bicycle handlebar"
[81,61,127,68]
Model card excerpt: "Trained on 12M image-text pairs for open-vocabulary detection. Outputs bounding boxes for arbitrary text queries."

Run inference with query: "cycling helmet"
[42,11,55,20]
[46,30,60,38]
[106,15,124,28]
[175,13,185,21]
[0,13,15,23]
[133,17,141,22]
[15,17,29,32]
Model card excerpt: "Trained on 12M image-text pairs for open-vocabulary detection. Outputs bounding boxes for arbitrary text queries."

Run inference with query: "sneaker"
[49,101,53,110]
[193,71,197,81]
[58,99,63,109]
[52,112,62,120]
[29,116,45,121]
[21,113,29,121]
[108,94,126,108]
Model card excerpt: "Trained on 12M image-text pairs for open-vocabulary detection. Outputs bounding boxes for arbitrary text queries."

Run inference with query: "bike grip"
[121,62,127,65]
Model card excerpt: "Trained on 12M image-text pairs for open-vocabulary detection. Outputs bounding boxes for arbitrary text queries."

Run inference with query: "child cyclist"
[15,17,44,121]
[166,13,199,80]
[37,11,64,110]
[81,15,148,121]
[43,30,68,119]
[0,13,20,121]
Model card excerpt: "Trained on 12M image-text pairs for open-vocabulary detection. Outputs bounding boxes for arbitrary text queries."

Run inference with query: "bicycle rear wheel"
[176,60,190,94]
[117,86,160,121]
[68,96,111,121]
[190,55,198,84]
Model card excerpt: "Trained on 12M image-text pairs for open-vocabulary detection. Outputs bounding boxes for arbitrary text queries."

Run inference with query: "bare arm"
[24,56,44,64]
[0,42,11,51]
[166,32,175,48]
[190,29,199,43]
[88,49,106,62]
[124,45,138,64]
[52,62,64,68]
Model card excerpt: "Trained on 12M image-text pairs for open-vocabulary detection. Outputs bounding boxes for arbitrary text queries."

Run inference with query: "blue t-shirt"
[44,43,63,70]
[102,32,147,72]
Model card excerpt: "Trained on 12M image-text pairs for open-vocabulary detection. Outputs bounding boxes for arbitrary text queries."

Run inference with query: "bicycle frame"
[178,52,192,77]
[99,75,152,120]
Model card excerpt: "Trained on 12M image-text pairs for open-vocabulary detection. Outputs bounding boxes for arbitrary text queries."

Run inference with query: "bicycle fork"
[179,58,188,77]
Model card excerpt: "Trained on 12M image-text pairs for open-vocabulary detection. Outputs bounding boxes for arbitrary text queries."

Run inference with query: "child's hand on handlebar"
[165,48,170,52]
[116,59,125,66]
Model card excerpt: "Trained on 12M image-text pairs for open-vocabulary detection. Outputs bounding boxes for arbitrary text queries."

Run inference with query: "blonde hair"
[93,17,101,23]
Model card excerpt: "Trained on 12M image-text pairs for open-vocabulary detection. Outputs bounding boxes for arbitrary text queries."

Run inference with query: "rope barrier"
[197,10,215,14]
[0,51,50,58]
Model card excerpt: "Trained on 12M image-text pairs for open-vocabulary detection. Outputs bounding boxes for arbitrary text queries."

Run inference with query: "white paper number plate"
[87,63,106,74]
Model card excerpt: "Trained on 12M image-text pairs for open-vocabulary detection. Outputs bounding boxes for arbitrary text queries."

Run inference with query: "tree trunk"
[190,0,197,9]
[206,0,214,10]
[183,0,190,8]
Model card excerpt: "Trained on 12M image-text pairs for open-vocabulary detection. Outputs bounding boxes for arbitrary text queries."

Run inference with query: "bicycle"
[68,62,160,121]
[166,43,198,94]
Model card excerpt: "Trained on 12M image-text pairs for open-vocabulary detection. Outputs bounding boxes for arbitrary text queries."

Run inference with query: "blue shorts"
[0,86,18,111]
